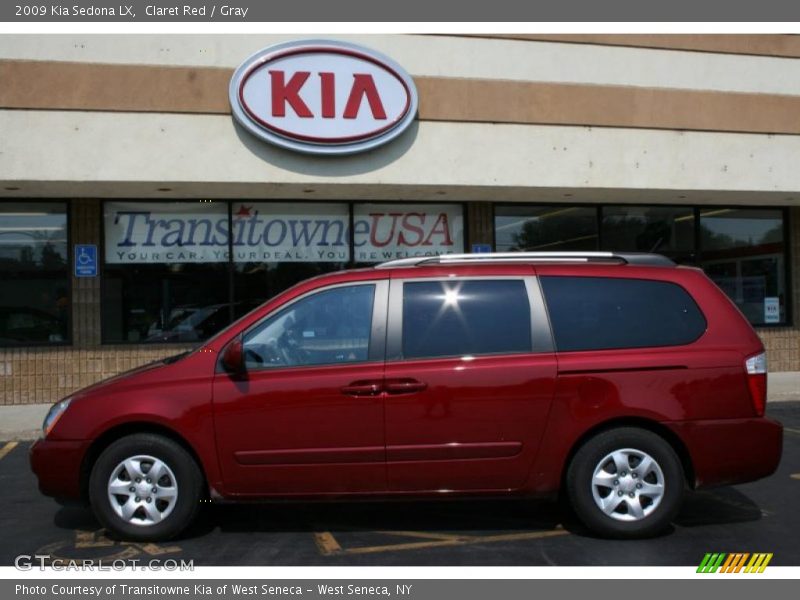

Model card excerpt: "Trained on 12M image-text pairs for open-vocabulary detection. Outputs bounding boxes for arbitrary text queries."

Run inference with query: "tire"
[565,427,684,539]
[89,433,203,542]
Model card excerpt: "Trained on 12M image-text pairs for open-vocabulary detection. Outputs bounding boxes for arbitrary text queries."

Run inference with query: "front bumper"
[666,416,783,489]
[29,438,90,500]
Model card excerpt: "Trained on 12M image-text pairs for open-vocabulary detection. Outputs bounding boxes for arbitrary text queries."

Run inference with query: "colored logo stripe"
[697,553,772,573]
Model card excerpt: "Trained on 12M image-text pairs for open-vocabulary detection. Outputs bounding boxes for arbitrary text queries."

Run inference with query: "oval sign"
[230,40,418,156]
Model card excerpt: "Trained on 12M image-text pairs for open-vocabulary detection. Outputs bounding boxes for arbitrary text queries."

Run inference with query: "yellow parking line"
[0,442,18,461]
[314,532,343,556]
[317,527,569,556]
[375,530,468,541]
[790,473,800,480]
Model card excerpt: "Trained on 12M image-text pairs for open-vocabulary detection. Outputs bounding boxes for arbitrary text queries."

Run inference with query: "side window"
[540,276,707,352]
[401,279,532,360]
[243,284,375,369]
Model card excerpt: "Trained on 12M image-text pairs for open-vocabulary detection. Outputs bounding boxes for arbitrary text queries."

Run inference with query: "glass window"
[601,205,695,262]
[0,202,69,345]
[494,206,598,252]
[243,284,375,369]
[353,203,464,263]
[540,277,706,352]
[232,202,349,311]
[102,201,231,343]
[700,208,787,325]
[402,280,532,359]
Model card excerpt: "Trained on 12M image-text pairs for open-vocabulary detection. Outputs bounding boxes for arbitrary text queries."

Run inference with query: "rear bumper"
[29,438,90,500]
[666,416,783,489]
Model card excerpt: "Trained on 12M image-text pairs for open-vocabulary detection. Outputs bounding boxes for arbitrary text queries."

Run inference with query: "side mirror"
[221,336,246,377]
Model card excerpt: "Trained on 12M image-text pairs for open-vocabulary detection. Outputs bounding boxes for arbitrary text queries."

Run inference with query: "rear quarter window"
[540,276,707,352]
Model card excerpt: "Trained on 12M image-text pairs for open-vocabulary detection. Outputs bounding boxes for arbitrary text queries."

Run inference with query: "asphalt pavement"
[0,402,798,567]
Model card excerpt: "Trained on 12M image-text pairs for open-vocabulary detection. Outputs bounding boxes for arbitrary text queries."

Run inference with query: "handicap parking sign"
[74,244,98,277]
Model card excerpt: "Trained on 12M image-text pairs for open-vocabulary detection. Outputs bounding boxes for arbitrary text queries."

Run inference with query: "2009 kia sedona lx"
[30,252,783,540]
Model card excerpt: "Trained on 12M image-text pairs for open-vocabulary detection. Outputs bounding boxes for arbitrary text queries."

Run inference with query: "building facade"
[1,33,799,405]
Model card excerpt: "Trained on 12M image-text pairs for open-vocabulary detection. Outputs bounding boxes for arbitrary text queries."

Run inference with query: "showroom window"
[494,206,598,252]
[600,205,695,263]
[232,202,351,316]
[699,208,788,326]
[0,202,70,346]
[102,201,231,343]
[102,201,464,343]
[353,203,465,264]
[494,204,789,326]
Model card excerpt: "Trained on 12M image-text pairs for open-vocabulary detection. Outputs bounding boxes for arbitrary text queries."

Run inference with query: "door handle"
[341,381,382,396]
[385,379,427,395]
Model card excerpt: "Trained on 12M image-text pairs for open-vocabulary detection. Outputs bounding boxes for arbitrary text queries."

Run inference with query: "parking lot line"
[791,473,800,480]
[314,527,569,556]
[783,427,800,436]
[314,532,343,556]
[0,442,18,462]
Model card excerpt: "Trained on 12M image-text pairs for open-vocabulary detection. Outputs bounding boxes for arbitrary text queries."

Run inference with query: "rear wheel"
[89,433,203,541]
[566,427,684,538]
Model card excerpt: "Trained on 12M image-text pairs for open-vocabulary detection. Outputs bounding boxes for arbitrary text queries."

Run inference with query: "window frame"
[385,275,554,362]
[0,199,72,348]
[492,202,792,328]
[226,279,390,374]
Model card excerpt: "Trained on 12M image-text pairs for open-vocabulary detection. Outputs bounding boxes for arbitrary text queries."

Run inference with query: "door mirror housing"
[221,336,246,377]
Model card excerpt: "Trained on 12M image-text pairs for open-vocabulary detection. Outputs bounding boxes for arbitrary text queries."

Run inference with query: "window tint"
[700,208,786,325]
[494,205,598,252]
[540,277,706,352]
[402,280,532,359]
[243,284,375,369]
[0,202,70,346]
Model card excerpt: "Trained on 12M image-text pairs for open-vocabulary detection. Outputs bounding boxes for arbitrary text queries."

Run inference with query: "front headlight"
[42,398,71,438]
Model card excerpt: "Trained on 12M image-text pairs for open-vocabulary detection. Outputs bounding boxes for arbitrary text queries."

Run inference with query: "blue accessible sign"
[74,244,98,277]
[471,243,492,253]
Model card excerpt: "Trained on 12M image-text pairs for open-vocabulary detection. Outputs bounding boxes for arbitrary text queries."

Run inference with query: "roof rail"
[374,252,675,269]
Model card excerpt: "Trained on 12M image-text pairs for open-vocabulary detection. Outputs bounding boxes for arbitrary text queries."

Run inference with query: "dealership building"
[1,33,799,405]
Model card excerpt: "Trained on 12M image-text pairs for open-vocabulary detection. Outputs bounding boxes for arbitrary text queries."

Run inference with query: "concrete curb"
[2,372,798,441]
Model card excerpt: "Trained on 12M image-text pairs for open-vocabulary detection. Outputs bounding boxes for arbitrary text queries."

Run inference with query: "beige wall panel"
[3,34,800,96]
[3,110,800,201]
[6,60,800,136]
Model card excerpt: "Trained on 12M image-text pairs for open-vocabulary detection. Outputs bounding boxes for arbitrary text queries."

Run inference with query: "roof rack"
[375,252,676,269]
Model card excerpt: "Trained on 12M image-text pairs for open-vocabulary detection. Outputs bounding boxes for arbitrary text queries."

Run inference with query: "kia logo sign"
[230,40,418,155]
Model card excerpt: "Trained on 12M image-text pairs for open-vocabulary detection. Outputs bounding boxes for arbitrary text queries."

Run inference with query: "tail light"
[745,352,768,416]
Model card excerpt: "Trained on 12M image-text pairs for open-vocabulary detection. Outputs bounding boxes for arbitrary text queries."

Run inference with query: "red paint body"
[30,262,783,503]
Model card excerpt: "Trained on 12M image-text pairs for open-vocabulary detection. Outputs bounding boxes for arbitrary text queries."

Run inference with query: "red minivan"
[30,252,783,541]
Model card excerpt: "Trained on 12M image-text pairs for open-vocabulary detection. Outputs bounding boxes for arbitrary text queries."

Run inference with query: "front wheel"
[565,427,685,538]
[89,433,203,541]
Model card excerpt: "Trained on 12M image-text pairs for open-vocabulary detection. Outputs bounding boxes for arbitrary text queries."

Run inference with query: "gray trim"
[386,278,404,361]
[368,280,389,362]
[525,276,555,354]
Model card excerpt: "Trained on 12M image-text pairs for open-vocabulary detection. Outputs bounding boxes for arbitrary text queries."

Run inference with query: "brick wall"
[0,345,193,405]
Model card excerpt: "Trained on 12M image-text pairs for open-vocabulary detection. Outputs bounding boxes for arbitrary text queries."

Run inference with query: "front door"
[213,281,388,496]
[383,276,557,492]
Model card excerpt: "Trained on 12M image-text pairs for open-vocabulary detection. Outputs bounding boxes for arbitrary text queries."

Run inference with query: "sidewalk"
[1,372,798,441]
